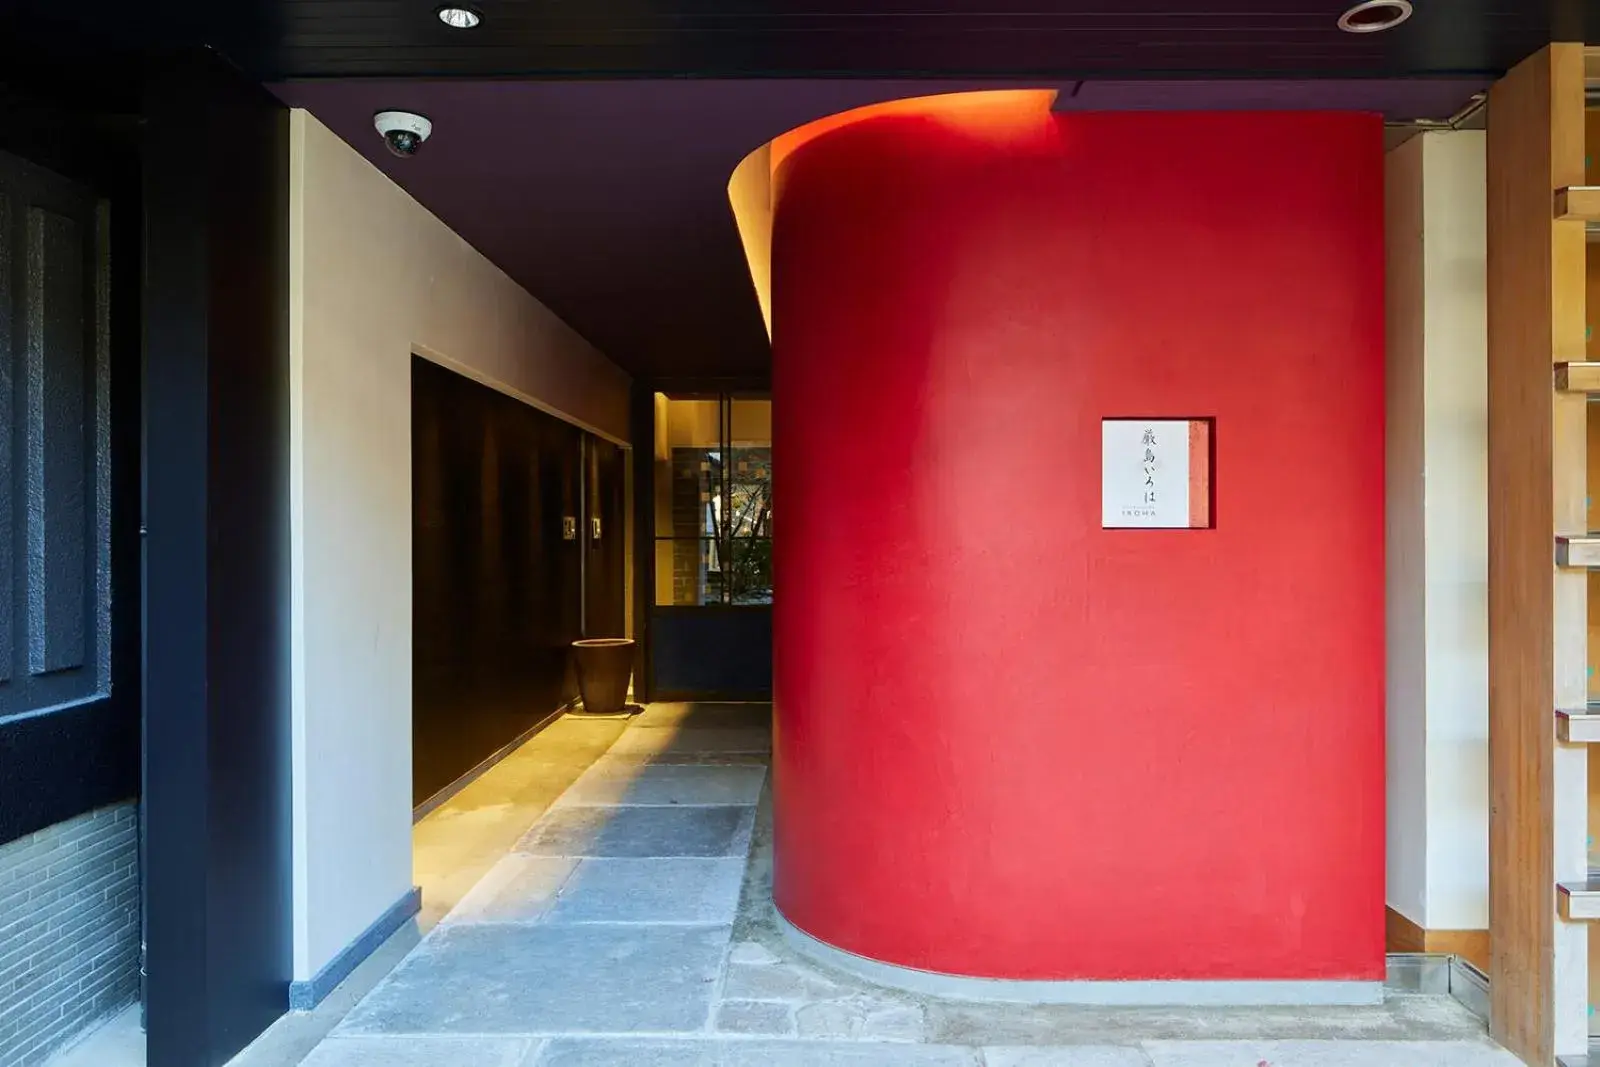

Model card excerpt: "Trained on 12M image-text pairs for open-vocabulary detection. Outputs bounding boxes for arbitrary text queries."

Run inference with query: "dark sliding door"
[411,357,584,806]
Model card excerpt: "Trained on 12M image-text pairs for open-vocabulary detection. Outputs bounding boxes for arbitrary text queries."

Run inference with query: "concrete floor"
[49,703,1520,1067]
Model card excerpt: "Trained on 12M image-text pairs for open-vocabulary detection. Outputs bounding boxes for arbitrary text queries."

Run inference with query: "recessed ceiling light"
[436,5,482,29]
[1337,0,1413,33]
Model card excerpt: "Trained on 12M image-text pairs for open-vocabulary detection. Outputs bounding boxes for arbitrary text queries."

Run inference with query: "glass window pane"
[651,395,772,607]
[729,398,772,539]
[654,539,723,606]
[726,539,773,605]
[653,394,725,540]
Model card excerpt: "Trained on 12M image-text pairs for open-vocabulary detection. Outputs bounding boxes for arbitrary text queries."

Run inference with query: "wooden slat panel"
[1385,905,1427,954]
[1585,100,1600,1040]
[1487,43,1590,1065]
[1556,363,1600,392]
[1430,929,1493,973]
[1555,83,1592,1050]
[1561,882,1600,921]
[1556,187,1600,221]
[1384,907,1492,971]
[1558,536,1600,567]
[1585,113,1600,368]
[1558,709,1600,743]
[1587,412,1600,706]
[1589,247,1600,366]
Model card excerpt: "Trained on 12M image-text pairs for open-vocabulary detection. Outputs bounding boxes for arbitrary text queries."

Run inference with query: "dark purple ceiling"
[275,77,1485,378]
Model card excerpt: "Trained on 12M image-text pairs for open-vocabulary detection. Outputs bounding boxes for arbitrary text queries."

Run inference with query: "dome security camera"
[374,111,432,157]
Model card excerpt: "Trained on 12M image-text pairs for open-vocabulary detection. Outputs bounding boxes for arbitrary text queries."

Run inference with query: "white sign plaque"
[1101,419,1211,529]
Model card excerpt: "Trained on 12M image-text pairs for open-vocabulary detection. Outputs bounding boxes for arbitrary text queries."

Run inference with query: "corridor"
[293,705,1516,1067]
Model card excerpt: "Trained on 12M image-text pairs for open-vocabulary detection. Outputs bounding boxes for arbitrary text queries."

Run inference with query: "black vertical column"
[630,383,654,701]
[142,50,291,1067]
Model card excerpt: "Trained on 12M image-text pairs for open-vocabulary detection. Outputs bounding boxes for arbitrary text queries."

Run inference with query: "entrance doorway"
[645,392,772,700]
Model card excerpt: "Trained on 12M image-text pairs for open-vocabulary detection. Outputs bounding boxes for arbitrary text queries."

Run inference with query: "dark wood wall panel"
[585,437,627,640]
[1484,44,1589,1062]
[413,356,602,806]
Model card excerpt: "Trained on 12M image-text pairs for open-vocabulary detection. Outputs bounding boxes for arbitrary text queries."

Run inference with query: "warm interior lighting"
[727,90,1058,342]
[727,146,775,338]
[1337,0,1413,33]
[436,5,482,29]
[767,89,1058,177]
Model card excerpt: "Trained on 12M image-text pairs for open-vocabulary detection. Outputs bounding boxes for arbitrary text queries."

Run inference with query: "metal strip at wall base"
[411,704,574,824]
[1384,952,1488,1022]
[287,886,421,1011]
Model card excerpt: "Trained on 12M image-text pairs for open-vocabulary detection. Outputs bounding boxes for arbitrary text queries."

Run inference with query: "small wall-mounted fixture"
[436,5,482,29]
[562,517,578,541]
[373,111,433,158]
[1337,0,1413,33]
[591,517,603,541]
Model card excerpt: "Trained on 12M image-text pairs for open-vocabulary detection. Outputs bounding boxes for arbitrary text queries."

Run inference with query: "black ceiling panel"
[4,0,1598,81]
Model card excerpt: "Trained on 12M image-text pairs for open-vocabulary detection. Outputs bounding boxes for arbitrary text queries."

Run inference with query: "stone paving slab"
[548,858,747,924]
[1140,1040,1521,1066]
[516,805,755,858]
[924,996,1491,1047]
[715,1044,982,1067]
[533,1040,720,1067]
[532,1039,983,1066]
[794,995,925,1042]
[559,763,768,807]
[632,704,773,730]
[983,1049,1153,1066]
[713,1000,796,1036]
[720,956,846,1001]
[298,1035,540,1067]
[607,726,772,759]
[335,923,728,1035]
[625,751,773,766]
[444,855,578,924]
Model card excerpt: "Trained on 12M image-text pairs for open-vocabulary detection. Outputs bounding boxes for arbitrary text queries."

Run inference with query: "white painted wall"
[1384,134,1428,926]
[1383,130,1489,932]
[287,109,631,980]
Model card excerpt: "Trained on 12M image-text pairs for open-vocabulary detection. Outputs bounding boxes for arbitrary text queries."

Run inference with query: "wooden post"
[1486,42,1589,1066]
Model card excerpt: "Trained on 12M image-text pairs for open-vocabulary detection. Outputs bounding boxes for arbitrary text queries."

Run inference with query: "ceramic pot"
[572,638,635,713]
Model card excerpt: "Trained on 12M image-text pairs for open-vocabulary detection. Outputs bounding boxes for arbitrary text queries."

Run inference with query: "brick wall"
[671,450,711,604]
[0,803,140,1066]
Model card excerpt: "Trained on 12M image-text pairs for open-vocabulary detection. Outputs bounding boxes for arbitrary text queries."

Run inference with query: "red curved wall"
[771,109,1385,980]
